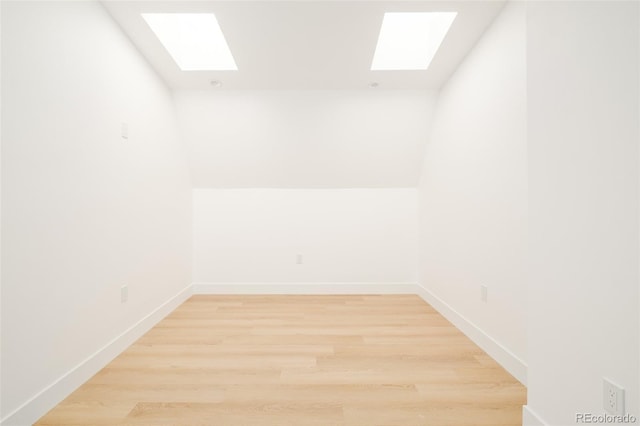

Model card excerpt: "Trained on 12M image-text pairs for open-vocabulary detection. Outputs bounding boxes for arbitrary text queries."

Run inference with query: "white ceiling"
[103,1,506,90]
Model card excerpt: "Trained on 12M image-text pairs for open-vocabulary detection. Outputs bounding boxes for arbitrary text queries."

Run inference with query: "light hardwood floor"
[36,295,526,426]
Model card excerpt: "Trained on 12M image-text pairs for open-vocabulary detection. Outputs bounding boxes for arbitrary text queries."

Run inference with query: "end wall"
[193,188,418,288]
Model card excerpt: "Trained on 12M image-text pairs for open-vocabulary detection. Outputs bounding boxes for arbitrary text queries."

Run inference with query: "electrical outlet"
[296,254,303,265]
[121,285,128,303]
[603,378,625,415]
[480,285,488,303]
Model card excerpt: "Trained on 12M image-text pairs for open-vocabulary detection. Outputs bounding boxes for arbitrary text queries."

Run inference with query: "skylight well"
[371,12,457,71]
[142,13,237,71]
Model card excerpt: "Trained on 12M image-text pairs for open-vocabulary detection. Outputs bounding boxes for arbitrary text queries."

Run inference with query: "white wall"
[193,188,417,284]
[1,1,192,422]
[174,90,436,188]
[417,1,527,382]
[526,1,639,424]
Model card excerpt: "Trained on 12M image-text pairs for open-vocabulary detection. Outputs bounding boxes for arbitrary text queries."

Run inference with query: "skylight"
[371,12,457,71]
[142,13,237,71]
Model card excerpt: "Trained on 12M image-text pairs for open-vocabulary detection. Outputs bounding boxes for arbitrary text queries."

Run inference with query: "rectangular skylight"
[142,13,237,71]
[371,12,457,71]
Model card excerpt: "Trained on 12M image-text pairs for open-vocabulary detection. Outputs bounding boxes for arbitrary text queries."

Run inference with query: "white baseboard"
[0,285,193,426]
[415,283,528,386]
[3,281,529,425]
[523,405,548,425]
[192,282,419,295]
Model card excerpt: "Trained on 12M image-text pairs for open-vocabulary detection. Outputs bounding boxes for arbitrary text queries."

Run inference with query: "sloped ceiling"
[103,1,506,187]
[103,1,506,90]
[174,90,438,187]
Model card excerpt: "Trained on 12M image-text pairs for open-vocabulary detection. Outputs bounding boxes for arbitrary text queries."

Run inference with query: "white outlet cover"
[121,285,128,303]
[603,378,625,415]
[121,122,129,139]
[480,285,488,303]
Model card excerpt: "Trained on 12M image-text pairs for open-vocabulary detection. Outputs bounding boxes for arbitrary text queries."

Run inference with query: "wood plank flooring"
[36,295,526,426]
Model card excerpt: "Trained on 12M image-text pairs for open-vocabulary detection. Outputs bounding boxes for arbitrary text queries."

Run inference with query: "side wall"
[193,188,418,286]
[526,1,639,424]
[417,2,527,382]
[1,1,192,423]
